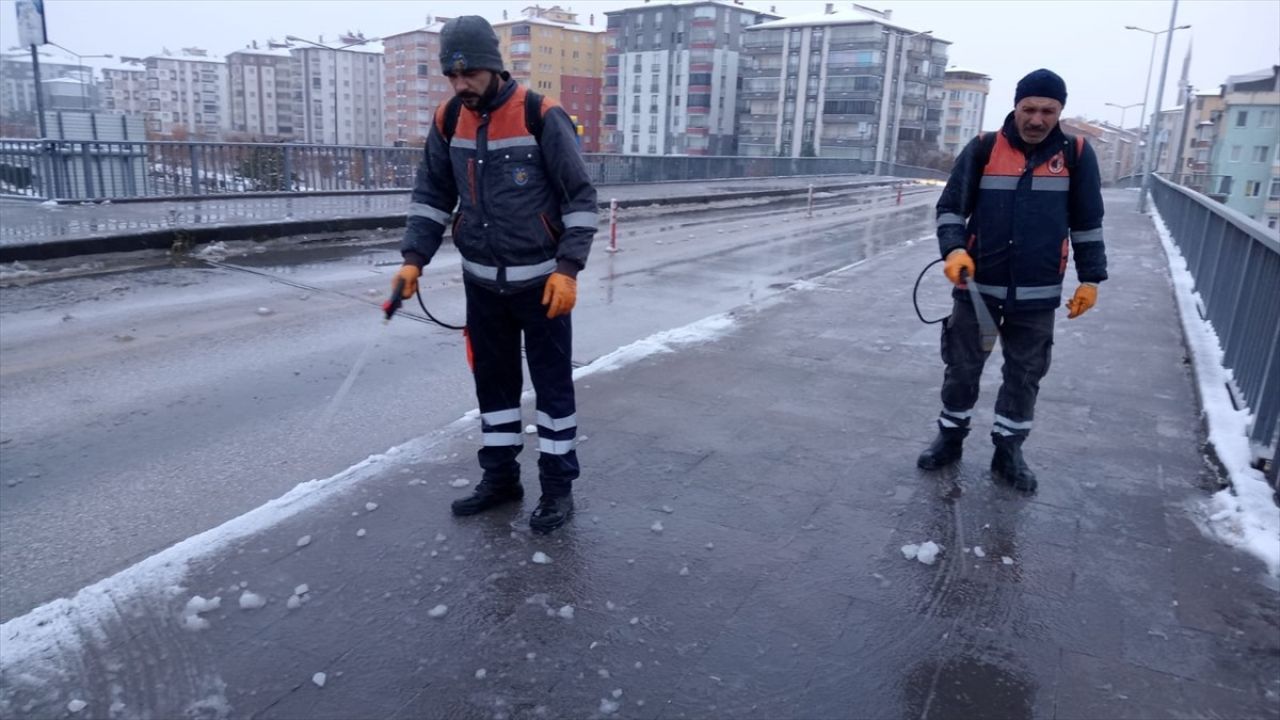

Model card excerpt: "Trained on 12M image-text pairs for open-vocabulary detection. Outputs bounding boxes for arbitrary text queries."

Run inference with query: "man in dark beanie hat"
[394,14,598,532]
[918,68,1107,493]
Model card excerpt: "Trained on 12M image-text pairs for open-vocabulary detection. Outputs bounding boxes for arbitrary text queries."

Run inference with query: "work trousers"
[465,279,578,496]
[937,297,1055,441]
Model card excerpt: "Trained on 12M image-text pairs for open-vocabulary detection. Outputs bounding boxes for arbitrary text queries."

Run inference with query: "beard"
[459,74,502,109]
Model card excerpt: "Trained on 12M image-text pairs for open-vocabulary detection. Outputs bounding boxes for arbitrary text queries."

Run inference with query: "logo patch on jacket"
[512,167,530,186]
[1048,153,1066,174]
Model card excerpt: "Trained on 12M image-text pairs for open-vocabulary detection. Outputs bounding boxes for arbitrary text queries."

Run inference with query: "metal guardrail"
[0,138,947,201]
[1149,174,1280,465]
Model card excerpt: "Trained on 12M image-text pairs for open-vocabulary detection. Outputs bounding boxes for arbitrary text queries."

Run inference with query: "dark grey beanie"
[440,16,504,75]
[1015,69,1067,106]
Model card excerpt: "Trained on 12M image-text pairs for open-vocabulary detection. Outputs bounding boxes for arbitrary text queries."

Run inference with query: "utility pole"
[30,45,47,137]
[1138,0,1180,213]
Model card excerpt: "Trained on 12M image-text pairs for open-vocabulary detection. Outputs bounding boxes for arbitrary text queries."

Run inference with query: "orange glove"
[943,249,976,286]
[1066,283,1097,319]
[541,272,577,319]
[392,265,420,299]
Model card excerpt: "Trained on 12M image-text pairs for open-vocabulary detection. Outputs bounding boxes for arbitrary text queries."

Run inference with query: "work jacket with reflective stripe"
[936,112,1107,312]
[401,80,598,291]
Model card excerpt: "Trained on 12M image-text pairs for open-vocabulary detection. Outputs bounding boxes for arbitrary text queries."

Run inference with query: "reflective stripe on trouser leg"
[518,285,578,495]
[992,308,1055,440]
[938,407,973,430]
[465,280,526,482]
[939,297,995,430]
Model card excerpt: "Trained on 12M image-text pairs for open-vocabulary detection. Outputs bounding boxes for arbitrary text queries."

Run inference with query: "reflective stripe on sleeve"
[937,213,966,227]
[1071,228,1104,244]
[562,211,598,229]
[408,203,452,226]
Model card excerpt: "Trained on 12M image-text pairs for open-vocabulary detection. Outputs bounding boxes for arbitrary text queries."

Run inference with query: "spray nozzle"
[383,279,405,322]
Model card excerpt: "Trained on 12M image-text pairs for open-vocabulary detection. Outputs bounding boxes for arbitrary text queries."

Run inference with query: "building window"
[1270,178,1280,200]
[1261,110,1277,128]
[1236,110,1248,127]
[1252,146,1270,163]
[1244,180,1262,197]
[1230,145,1242,162]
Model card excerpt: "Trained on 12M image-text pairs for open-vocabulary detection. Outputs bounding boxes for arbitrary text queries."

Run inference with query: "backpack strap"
[523,89,545,143]
[442,96,463,142]
[975,131,997,170]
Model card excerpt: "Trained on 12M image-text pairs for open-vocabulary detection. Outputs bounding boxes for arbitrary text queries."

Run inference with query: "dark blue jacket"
[936,112,1107,312]
[401,80,597,292]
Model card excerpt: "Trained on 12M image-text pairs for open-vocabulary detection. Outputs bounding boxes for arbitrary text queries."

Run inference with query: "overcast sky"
[2,0,1277,131]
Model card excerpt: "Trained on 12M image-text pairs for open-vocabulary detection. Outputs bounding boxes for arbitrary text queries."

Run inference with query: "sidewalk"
[0,175,895,260]
[1,193,1276,719]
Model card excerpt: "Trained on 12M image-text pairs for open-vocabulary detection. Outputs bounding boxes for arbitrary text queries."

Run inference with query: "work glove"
[1065,283,1097,319]
[541,272,577,319]
[392,264,421,299]
[943,249,976,287]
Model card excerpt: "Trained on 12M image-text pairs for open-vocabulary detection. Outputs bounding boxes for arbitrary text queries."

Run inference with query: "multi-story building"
[603,1,780,156]
[0,50,92,134]
[291,37,385,146]
[100,58,148,117]
[1181,91,1226,187]
[940,67,988,157]
[1209,66,1280,223]
[739,5,949,162]
[1060,117,1140,185]
[382,20,453,146]
[143,48,229,139]
[494,5,607,152]
[226,42,297,140]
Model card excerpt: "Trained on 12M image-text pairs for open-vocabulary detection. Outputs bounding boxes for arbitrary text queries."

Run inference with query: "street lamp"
[1124,22,1190,180]
[46,42,112,111]
[1105,101,1143,182]
[286,35,379,145]
[886,28,932,170]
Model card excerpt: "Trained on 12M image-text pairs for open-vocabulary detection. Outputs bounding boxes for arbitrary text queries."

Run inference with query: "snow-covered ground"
[1151,205,1280,576]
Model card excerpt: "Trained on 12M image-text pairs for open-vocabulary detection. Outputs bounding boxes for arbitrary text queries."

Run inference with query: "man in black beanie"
[918,68,1108,493]
[394,15,598,532]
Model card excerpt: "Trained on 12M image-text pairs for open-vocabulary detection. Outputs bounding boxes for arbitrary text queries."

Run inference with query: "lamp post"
[286,35,378,145]
[1105,101,1142,181]
[887,28,932,171]
[1124,18,1189,207]
[47,43,112,111]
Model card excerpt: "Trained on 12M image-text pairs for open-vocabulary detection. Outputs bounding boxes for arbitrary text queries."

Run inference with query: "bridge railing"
[0,138,947,201]
[1149,174,1280,466]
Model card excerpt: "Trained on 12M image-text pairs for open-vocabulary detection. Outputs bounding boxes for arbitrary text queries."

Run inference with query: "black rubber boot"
[451,480,524,516]
[917,427,968,470]
[991,436,1038,492]
[530,494,574,534]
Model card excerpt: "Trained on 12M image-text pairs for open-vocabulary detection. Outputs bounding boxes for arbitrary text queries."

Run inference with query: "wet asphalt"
[0,190,1277,719]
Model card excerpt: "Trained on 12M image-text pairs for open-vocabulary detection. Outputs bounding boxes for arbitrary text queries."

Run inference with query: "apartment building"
[494,5,607,152]
[383,21,454,146]
[603,1,780,156]
[940,67,988,157]
[143,48,229,139]
[100,58,148,117]
[739,5,949,162]
[291,38,385,146]
[1209,66,1280,224]
[0,50,93,133]
[226,42,297,140]
[1060,117,1140,185]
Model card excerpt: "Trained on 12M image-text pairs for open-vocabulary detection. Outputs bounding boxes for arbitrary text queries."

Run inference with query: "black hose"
[416,287,465,330]
[913,258,948,324]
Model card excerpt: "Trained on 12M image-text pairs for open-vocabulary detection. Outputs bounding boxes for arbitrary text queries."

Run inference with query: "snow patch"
[1151,205,1280,576]
[450,478,470,488]
[650,521,664,534]
[558,605,575,620]
[67,699,87,713]
[312,672,326,688]
[238,591,266,610]
[532,552,552,565]
[428,604,449,618]
[296,534,312,548]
